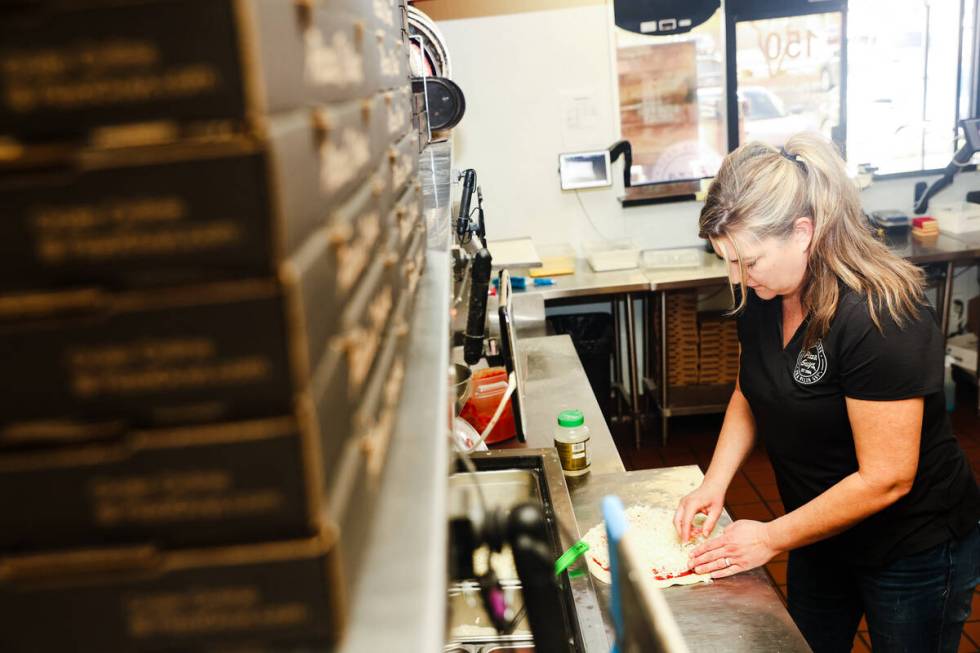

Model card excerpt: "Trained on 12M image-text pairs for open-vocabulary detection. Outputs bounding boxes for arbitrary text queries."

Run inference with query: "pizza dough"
[581,505,723,588]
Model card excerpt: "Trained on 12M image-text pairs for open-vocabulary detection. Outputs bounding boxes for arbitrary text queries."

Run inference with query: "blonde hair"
[699,133,925,348]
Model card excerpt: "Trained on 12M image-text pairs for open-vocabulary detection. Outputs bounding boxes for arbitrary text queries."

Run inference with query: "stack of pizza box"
[0,1,423,650]
[698,313,740,385]
[662,290,700,386]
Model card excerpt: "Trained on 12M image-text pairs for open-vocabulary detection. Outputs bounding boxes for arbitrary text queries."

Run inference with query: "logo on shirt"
[793,340,828,385]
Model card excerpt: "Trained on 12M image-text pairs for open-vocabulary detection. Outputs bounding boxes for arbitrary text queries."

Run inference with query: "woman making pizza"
[673,132,980,653]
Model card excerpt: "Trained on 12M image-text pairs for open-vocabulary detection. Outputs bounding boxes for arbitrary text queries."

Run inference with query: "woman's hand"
[674,481,727,543]
[688,519,779,579]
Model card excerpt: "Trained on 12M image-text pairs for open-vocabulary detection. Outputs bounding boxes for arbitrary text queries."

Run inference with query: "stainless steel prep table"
[569,466,812,653]
[492,334,626,476]
[941,229,980,415]
[888,233,980,338]
[517,259,653,449]
[469,333,623,650]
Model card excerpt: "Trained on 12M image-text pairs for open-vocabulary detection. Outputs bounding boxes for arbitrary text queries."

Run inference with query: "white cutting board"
[486,237,543,269]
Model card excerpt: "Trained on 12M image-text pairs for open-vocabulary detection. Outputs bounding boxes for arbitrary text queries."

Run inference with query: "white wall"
[438,3,704,252]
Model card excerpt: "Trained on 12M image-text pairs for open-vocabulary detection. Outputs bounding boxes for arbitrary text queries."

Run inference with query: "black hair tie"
[779,146,806,172]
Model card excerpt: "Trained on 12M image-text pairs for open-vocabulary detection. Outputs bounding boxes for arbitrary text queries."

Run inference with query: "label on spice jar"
[555,437,591,472]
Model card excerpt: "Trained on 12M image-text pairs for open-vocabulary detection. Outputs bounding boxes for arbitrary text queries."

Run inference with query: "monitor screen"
[559,150,612,190]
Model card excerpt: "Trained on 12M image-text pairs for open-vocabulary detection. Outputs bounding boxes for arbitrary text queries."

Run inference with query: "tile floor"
[608,383,980,652]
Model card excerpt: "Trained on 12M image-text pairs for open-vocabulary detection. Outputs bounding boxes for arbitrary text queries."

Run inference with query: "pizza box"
[0,287,412,557]
[0,178,399,433]
[0,1,387,141]
[0,101,395,293]
[0,534,346,652]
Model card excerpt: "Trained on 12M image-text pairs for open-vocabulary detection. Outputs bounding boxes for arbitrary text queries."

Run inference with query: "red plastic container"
[459,367,517,444]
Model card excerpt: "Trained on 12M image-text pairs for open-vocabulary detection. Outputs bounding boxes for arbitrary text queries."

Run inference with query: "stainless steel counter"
[517,239,980,443]
[510,261,649,447]
[486,334,622,651]
[513,238,980,298]
[492,334,625,477]
[644,251,728,290]
[571,467,812,653]
[517,258,650,301]
[888,232,980,264]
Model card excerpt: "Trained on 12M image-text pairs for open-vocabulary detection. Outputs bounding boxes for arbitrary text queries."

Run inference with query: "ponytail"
[700,133,924,347]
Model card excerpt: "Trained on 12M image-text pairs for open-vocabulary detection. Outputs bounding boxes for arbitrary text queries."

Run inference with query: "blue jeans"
[787,525,980,653]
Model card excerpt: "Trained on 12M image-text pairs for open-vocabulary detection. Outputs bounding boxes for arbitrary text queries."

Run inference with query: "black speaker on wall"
[612,0,719,36]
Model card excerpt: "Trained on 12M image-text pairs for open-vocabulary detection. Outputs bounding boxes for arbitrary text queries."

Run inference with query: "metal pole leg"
[941,261,954,340]
[641,294,650,414]
[625,293,641,448]
[611,298,623,417]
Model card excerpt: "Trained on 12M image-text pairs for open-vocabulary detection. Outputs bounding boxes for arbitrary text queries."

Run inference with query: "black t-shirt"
[737,286,980,567]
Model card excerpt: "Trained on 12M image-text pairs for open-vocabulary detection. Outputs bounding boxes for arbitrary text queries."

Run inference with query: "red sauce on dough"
[592,555,696,582]
[652,568,696,581]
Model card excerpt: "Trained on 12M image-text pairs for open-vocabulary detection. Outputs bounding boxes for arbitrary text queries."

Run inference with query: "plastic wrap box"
[931,201,980,234]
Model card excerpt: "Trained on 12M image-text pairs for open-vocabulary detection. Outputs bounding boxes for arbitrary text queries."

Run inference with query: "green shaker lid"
[557,409,584,428]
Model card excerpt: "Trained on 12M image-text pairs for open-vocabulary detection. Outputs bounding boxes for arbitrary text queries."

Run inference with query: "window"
[614,11,726,187]
[847,0,974,175]
[612,0,979,194]
[733,14,842,150]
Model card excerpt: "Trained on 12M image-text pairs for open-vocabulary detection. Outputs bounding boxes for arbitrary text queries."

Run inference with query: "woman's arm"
[674,379,758,541]
[689,396,922,577]
[765,396,921,550]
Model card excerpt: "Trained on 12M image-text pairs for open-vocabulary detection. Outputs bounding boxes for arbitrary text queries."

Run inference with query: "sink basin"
[448,469,542,584]
[447,470,540,648]
[445,450,606,653]
[447,581,529,641]
[448,469,541,511]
